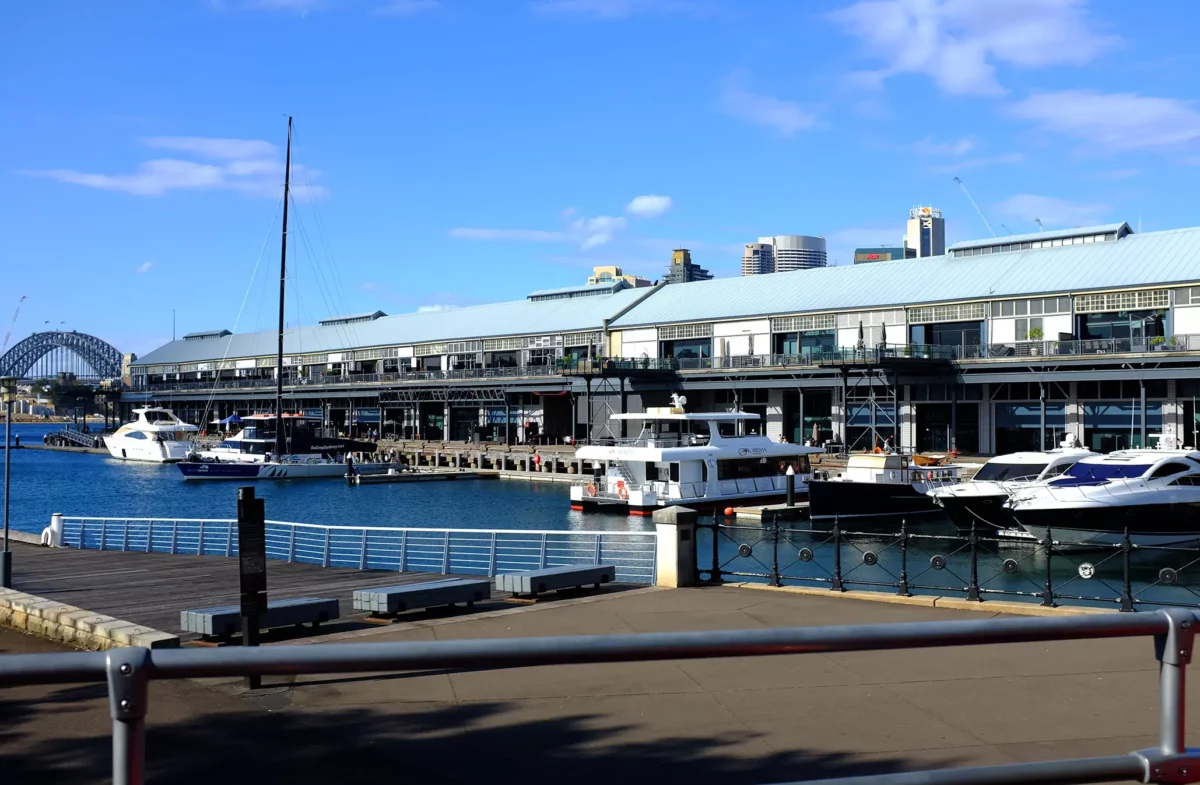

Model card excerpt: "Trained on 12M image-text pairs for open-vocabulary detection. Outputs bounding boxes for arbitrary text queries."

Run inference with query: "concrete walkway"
[2,586,1187,784]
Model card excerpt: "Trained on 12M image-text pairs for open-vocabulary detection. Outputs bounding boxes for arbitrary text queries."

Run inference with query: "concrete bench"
[495,564,615,598]
[352,578,491,616]
[180,597,339,638]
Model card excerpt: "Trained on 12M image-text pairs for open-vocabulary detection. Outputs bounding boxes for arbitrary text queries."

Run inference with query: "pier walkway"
[3,576,1186,784]
[8,544,524,641]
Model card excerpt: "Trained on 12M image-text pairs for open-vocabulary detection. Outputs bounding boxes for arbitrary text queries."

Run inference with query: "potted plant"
[1151,335,1167,351]
[1027,326,1044,355]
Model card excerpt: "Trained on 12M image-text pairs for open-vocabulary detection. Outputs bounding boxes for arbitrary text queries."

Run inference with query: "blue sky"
[4,0,1200,358]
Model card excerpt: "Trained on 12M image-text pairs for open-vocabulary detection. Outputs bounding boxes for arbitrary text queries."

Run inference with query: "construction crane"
[1001,224,1014,235]
[2,295,26,352]
[953,176,996,238]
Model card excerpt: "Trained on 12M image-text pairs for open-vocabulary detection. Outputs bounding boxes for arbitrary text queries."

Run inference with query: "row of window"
[952,232,1118,257]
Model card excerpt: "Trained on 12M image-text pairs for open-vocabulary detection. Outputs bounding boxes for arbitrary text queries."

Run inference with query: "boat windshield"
[142,411,176,423]
[717,455,810,480]
[974,462,1047,482]
[1050,461,1150,486]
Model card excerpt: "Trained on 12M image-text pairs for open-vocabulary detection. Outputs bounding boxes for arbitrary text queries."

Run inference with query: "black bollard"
[786,465,795,507]
[237,487,268,689]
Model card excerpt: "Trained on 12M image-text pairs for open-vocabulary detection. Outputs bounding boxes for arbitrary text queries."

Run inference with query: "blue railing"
[59,517,657,584]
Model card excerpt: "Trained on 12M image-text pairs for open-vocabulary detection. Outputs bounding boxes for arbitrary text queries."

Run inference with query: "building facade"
[906,206,945,257]
[854,246,915,264]
[664,249,713,284]
[587,265,651,288]
[741,242,774,276]
[126,221,1200,455]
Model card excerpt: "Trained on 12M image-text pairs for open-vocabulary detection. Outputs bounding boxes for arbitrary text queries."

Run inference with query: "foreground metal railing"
[58,517,658,584]
[1,611,1196,784]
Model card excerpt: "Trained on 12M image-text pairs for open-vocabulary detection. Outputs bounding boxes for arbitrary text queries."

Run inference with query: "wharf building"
[126,221,1200,455]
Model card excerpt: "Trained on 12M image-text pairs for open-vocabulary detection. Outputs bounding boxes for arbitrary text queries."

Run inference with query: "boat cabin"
[838,453,961,485]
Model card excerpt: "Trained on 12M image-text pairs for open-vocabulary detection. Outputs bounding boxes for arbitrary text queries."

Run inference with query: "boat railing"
[590,435,709,448]
[55,516,658,585]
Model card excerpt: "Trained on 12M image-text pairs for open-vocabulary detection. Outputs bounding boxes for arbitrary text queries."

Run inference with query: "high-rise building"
[664,249,713,284]
[587,265,651,288]
[906,207,945,257]
[742,236,827,275]
[853,246,916,264]
[741,243,774,276]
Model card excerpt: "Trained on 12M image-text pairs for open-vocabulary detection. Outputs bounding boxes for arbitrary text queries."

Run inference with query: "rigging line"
[289,192,356,350]
[198,192,283,429]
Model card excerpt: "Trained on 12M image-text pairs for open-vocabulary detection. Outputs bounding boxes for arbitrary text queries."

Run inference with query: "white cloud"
[376,0,438,15]
[450,206,632,250]
[933,152,1023,173]
[993,194,1108,228]
[911,137,973,156]
[20,136,328,199]
[625,194,672,218]
[136,261,153,274]
[719,72,815,137]
[829,0,1119,96]
[1008,90,1200,154]
[416,304,456,313]
[560,206,578,219]
[531,0,713,19]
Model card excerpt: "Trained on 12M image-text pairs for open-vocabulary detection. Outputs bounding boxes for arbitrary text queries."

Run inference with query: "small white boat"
[569,395,821,515]
[106,407,199,463]
[930,437,1096,532]
[1007,438,1200,547]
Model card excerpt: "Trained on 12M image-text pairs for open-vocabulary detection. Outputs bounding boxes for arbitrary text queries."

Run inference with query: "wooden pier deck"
[9,543,507,642]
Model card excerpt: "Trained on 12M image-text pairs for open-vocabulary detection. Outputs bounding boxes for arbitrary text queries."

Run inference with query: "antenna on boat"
[274,116,293,459]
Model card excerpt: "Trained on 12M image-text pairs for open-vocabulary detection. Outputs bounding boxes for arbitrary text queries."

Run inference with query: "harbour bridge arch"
[0,331,124,381]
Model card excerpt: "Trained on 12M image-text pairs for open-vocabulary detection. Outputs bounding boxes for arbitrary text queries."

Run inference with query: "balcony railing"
[131,335,1200,391]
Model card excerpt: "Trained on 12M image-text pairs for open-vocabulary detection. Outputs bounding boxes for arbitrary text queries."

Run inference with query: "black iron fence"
[698,516,1200,612]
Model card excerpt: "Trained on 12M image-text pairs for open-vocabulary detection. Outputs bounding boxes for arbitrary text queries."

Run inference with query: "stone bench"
[352,578,491,616]
[495,564,615,598]
[181,597,339,638]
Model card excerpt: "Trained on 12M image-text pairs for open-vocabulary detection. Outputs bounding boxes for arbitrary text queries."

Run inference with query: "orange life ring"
[618,485,629,500]
[586,483,597,497]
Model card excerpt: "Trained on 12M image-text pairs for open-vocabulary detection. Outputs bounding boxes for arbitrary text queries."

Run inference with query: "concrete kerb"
[0,588,180,650]
[723,581,1118,616]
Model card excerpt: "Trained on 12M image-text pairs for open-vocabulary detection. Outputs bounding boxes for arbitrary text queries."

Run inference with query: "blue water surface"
[0,423,648,535]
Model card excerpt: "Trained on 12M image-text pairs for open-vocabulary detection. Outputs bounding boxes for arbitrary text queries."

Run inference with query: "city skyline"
[5,0,1200,356]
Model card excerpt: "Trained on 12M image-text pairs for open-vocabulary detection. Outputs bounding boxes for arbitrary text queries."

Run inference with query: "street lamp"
[1,376,16,588]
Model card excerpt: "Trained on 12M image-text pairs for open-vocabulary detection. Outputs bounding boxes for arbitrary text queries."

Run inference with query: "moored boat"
[808,453,963,520]
[106,407,199,463]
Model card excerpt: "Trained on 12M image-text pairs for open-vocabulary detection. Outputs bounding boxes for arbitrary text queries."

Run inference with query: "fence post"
[146,521,153,553]
[399,530,407,572]
[967,520,981,602]
[197,521,205,556]
[594,534,602,566]
[1041,524,1055,607]
[225,523,233,557]
[539,533,548,569]
[898,519,911,597]
[770,514,781,587]
[106,647,150,785]
[170,521,178,555]
[288,526,296,562]
[360,530,368,570]
[122,520,129,552]
[321,529,331,567]
[489,533,498,576]
[100,520,107,551]
[831,519,844,592]
[710,521,722,584]
[79,519,86,550]
[442,531,451,574]
[1120,527,1134,612]
[1155,608,1195,758]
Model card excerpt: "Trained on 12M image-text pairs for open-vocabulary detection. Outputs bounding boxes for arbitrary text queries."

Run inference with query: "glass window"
[1016,318,1027,340]
[1151,462,1191,478]
[1002,301,1014,317]
[1015,300,1028,316]
[1030,299,1044,315]
[1059,296,1073,313]
[126,431,147,440]
[995,403,1067,453]
[1106,232,1117,241]
[1021,242,1031,250]
[1083,401,1163,451]
[1083,235,1094,244]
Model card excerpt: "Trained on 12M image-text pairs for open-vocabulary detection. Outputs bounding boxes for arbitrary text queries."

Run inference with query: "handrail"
[58,516,654,537]
[0,609,1193,785]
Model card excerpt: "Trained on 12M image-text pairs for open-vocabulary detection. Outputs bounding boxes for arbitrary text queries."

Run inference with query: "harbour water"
[1,423,649,536]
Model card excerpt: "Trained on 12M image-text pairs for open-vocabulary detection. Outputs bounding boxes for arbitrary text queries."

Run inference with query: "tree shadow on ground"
[0,678,962,785]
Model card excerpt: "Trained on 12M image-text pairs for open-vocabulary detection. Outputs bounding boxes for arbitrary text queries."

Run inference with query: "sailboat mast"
[275,116,292,458]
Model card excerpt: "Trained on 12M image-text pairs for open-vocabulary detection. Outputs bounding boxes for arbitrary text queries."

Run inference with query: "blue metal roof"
[318,310,387,325]
[526,281,628,299]
[610,227,1200,328]
[136,286,653,366]
[948,223,1131,251]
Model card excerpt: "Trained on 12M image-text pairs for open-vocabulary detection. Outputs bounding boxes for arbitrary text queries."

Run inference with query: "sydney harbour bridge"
[0,330,125,382]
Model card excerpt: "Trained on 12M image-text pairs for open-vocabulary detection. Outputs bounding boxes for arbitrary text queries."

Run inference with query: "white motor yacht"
[569,395,821,515]
[106,407,199,463]
[930,436,1095,532]
[1007,438,1200,546]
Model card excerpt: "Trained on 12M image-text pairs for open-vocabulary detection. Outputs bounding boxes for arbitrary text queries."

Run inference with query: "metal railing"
[59,517,658,584]
[44,425,104,449]
[701,516,1200,612]
[1,610,1197,784]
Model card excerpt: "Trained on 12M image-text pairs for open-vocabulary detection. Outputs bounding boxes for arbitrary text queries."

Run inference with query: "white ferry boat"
[105,407,199,463]
[569,396,821,515]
